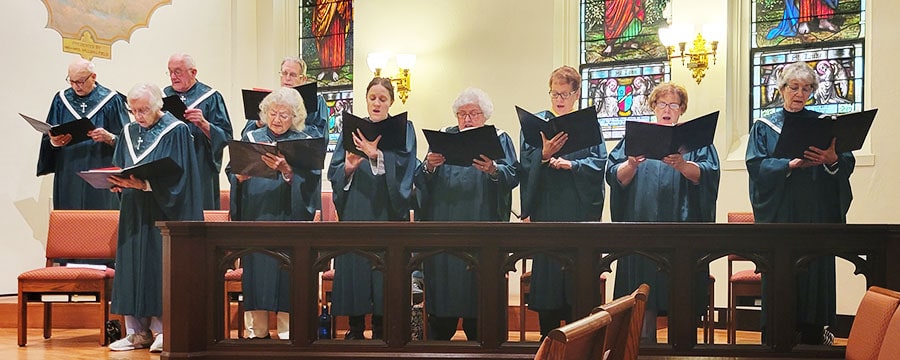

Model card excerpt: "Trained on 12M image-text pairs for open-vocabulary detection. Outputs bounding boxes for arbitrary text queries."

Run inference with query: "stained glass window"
[300,0,353,151]
[750,0,865,126]
[580,0,673,139]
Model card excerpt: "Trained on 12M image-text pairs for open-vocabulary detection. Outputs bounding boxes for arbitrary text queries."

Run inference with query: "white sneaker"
[108,333,152,351]
[150,334,163,353]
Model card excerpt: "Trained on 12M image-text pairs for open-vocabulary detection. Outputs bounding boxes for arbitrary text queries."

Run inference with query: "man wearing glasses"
[241,57,329,139]
[164,53,233,210]
[36,58,129,210]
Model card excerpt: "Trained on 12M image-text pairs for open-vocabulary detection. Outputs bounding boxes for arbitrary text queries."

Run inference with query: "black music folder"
[21,113,96,145]
[77,157,182,189]
[241,83,318,121]
[341,112,408,157]
[773,109,877,159]
[162,95,187,122]
[422,125,505,167]
[516,106,601,157]
[228,138,327,177]
[295,82,318,112]
[624,111,719,159]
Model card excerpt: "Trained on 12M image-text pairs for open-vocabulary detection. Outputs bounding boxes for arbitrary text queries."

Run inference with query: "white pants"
[244,311,289,339]
[124,315,162,336]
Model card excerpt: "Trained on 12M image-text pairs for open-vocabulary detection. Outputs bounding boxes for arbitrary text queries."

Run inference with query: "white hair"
[451,87,494,119]
[281,56,308,75]
[259,87,308,131]
[777,61,819,92]
[170,53,196,69]
[127,83,164,112]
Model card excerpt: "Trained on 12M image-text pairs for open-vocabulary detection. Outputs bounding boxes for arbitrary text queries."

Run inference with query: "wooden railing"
[159,221,900,360]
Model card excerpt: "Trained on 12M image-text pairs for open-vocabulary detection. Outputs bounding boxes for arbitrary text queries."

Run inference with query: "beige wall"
[0,0,895,317]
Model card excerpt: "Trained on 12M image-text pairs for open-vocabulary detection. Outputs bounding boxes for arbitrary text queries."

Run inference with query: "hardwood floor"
[1,327,845,359]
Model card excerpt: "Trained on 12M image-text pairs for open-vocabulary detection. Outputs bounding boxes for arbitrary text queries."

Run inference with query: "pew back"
[592,283,649,360]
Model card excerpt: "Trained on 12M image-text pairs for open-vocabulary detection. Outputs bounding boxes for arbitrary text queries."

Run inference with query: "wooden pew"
[846,286,900,360]
[591,284,649,360]
[534,310,612,360]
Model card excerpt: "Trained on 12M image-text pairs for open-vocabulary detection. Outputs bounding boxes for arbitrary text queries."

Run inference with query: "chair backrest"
[877,303,900,360]
[592,283,649,360]
[204,210,231,222]
[220,190,230,211]
[534,310,613,360]
[727,212,754,223]
[45,210,119,262]
[847,286,900,360]
[321,191,338,222]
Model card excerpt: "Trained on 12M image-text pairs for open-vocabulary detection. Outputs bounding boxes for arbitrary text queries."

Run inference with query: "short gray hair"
[127,83,164,112]
[777,61,819,92]
[259,87,308,131]
[170,53,196,69]
[451,87,494,119]
[281,56,308,75]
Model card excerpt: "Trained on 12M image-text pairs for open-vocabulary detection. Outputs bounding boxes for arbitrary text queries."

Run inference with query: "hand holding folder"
[341,112,408,157]
[21,113,96,145]
[516,106,601,157]
[422,125,505,167]
[772,109,877,159]
[624,111,719,159]
[228,138,327,177]
[77,157,182,189]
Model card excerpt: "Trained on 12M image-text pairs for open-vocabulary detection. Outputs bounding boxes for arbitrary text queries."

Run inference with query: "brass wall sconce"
[367,52,416,104]
[659,24,723,84]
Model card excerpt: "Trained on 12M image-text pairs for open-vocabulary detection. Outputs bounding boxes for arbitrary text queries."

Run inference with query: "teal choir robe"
[414,125,519,319]
[164,81,233,210]
[110,113,203,318]
[607,138,720,313]
[36,83,129,210]
[241,94,329,139]
[747,108,853,329]
[327,119,417,317]
[228,127,321,313]
[519,110,607,312]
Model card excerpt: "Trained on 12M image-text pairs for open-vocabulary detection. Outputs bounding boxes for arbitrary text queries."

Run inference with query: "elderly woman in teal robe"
[107,83,203,352]
[327,77,417,340]
[607,82,720,342]
[746,61,852,345]
[228,87,321,340]
[414,87,519,341]
[519,66,607,339]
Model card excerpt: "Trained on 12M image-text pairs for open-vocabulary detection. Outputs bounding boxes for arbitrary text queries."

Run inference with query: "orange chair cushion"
[730,269,761,283]
[18,267,114,281]
[727,212,754,223]
[847,290,900,360]
[224,268,243,281]
[877,306,900,360]
[45,210,118,260]
[204,210,230,222]
[322,269,335,280]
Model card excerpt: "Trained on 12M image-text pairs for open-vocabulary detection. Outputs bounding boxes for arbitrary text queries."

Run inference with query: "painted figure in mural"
[313,0,352,82]
[814,60,851,104]
[602,0,645,57]
[767,0,840,40]
[593,78,620,118]
[630,76,655,116]
[764,64,786,108]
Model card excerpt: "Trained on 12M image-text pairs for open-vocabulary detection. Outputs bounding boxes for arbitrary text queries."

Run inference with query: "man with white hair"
[36,58,129,210]
[240,56,329,138]
[164,53,233,210]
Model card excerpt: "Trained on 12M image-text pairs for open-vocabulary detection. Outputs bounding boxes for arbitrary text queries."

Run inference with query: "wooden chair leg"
[237,301,244,339]
[100,287,109,346]
[17,290,26,347]
[706,279,715,344]
[728,283,736,344]
[43,302,52,339]
[519,278,526,342]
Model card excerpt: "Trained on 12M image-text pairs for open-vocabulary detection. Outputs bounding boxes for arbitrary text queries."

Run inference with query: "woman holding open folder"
[227,87,321,340]
[519,66,607,339]
[414,87,519,341]
[327,77,417,340]
[746,61,854,345]
[606,82,720,343]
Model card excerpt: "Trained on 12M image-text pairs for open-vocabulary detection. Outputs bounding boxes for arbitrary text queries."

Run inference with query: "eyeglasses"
[655,102,681,110]
[549,90,577,100]
[785,85,814,94]
[65,75,92,87]
[128,108,153,117]
[456,111,484,119]
[166,69,189,77]
[267,110,294,121]
[279,71,302,79]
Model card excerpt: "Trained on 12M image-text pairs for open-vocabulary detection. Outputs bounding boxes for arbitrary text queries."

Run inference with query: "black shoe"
[248,334,271,340]
[344,330,364,340]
